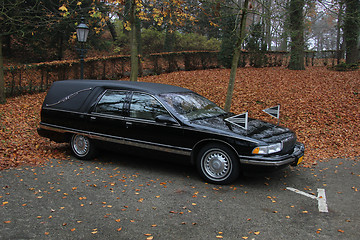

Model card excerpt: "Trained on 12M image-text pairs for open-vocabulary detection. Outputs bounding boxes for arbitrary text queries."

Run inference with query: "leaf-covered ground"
[1,66,359,170]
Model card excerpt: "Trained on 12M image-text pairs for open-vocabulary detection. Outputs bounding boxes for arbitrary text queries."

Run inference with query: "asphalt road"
[1,152,359,240]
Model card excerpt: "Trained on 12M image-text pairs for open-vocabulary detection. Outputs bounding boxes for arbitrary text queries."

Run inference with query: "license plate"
[297,156,304,165]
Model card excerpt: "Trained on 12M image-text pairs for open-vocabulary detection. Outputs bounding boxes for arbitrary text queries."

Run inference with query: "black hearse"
[38,80,304,184]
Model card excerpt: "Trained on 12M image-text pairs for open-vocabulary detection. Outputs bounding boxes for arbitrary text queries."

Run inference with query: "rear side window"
[95,91,127,116]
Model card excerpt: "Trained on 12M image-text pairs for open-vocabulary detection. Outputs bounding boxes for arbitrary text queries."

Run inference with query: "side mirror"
[155,115,178,125]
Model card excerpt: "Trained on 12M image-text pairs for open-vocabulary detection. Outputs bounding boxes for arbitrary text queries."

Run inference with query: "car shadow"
[90,150,199,181]
[79,150,298,187]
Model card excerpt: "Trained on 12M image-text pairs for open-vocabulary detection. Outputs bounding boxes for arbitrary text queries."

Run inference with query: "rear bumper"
[239,142,305,167]
[37,123,69,143]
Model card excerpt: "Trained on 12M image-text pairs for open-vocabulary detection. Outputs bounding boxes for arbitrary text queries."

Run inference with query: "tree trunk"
[344,0,360,64]
[130,0,138,82]
[279,31,288,51]
[224,0,249,112]
[164,28,175,52]
[288,0,305,70]
[106,20,118,41]
[136,16,142,77]
[3,35,11,57]
[164,4,176,52]
[280,1,290,52]
[0,36,5,104]
[57,35,63,60]
[265,0,272,50]
[336,2,344,64]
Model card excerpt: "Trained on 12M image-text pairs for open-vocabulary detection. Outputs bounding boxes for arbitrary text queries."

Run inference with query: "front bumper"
[239,142,305,167]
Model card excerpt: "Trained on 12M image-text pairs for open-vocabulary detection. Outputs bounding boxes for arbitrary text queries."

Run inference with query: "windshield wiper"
[190,112,227,121]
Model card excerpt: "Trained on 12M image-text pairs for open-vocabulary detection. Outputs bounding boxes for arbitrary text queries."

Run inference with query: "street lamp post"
[76,17,89,80]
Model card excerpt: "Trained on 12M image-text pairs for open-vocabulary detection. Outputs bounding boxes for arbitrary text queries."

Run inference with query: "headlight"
[252,143,283,155]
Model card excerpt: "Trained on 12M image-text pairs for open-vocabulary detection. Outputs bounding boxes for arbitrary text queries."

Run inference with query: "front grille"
[281,135,297,154]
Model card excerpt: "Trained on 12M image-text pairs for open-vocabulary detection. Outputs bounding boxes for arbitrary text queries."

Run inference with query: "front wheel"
[196,143,240,185]
[70,134,97,160]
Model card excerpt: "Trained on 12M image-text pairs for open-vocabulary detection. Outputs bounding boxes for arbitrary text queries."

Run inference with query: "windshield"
[159,92,226,121]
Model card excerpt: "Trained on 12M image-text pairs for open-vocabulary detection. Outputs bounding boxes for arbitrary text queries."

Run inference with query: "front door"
[122,92,191,157]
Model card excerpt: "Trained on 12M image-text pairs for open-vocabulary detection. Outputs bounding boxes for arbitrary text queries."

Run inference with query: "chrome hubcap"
[73,135,89,156]
[202,150,231,180]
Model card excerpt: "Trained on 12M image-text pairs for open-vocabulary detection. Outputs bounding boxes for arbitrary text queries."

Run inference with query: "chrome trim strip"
[91,134,191,156]
[91,112,124,121]
[122,116,184,128]
[46,88,93,107]
[239,157,296,166]
[39,123,191,156]
[40,123,85,135]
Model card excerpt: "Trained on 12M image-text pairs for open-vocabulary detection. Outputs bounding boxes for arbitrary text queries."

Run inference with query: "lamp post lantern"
[76,17,89,79]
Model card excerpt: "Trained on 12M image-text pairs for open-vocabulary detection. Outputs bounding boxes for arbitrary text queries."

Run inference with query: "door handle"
[90,116,96,120]
[125,122,132,128]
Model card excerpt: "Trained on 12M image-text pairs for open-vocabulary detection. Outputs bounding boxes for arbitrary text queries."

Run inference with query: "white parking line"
[317,188,328,213]
[286,187,328,213]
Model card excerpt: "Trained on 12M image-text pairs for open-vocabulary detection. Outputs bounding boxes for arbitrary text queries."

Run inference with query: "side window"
[95,91,127,116]
[130,93,170,121]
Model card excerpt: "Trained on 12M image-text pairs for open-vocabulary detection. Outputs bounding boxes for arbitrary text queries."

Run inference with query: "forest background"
[0,0,359,170]
[1,0,359,105]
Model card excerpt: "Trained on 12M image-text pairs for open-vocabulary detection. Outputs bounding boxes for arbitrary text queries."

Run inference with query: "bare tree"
[224,0,250,112]
[336,1,344,63]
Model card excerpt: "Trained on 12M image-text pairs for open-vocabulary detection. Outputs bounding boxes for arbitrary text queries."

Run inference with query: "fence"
[3,50,342,97]
[3,51,220,97]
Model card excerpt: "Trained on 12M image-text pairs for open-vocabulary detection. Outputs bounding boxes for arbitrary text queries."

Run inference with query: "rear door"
[88,90,128,141]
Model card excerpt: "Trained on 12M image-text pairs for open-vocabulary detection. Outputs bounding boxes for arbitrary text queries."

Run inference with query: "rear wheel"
[70,134,96,160]
[196,143,240,184]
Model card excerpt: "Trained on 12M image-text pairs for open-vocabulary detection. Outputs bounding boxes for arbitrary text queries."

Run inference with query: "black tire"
[196,143,240,185]
[70,134,97,160]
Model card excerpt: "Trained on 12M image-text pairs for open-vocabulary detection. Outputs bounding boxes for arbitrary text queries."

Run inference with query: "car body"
[38,80,304,184]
